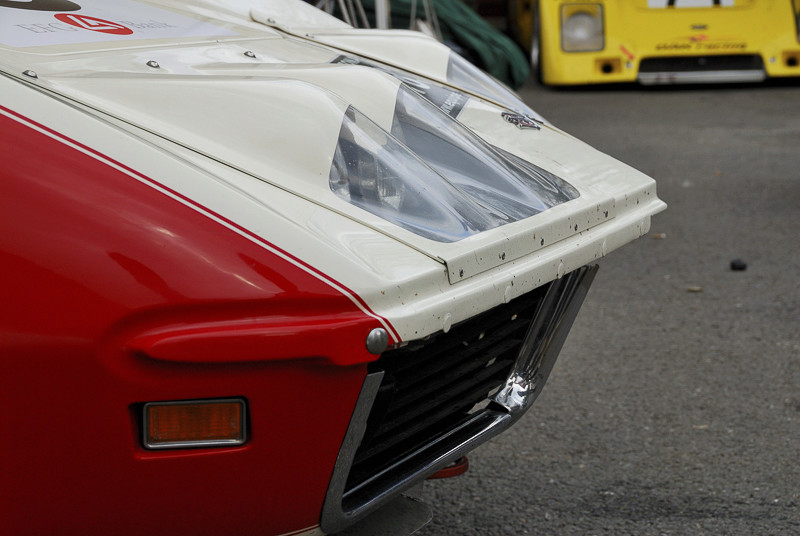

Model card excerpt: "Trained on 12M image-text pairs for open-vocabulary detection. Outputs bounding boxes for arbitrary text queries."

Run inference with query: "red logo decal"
[54,14,133,35]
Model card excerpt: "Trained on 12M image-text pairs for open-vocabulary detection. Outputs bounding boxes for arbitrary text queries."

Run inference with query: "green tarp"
[358,0,529,88]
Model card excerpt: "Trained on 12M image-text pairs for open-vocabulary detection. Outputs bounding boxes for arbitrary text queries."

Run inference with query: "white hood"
[0,0,665,340]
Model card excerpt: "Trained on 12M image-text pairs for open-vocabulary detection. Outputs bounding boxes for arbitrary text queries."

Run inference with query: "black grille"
[344,284,549,494]
[321,266,598,533]
[639,54,764,73]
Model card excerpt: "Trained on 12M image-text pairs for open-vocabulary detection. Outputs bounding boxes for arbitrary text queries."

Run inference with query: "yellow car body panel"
[515,0,800,85]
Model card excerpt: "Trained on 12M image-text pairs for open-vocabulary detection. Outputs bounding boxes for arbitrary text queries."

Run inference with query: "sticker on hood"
[0,0,235,48]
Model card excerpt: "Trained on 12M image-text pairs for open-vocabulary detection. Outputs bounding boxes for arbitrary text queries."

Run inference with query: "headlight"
[330,85,578,242]
[445,52,542,120]
[390,86,577,218]
[330,104,500,242]
[561,4,604,52]
[336,53,542,123]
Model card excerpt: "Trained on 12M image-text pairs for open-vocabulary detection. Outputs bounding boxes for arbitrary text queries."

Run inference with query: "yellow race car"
[508,0,800,85]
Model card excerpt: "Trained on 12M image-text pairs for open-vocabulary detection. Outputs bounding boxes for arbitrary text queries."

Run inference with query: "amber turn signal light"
[143,398,246,450]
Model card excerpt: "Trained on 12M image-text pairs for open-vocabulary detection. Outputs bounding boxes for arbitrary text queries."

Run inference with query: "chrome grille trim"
[321,265,598,534]
[638,55,766,85]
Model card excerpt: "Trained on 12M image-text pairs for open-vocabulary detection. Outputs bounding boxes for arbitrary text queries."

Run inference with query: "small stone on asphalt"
[730,259,747,271]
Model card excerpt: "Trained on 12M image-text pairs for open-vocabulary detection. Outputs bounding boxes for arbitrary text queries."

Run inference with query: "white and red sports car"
[0,1,665,535]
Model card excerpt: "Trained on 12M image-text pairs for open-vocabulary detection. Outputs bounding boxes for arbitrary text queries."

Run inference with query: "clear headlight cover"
[390,86,578,220]
[445,52,542,120]
[330,106,501,242]
[334,54,543,123]
[330,86,579,242]
[334,54,533,121]
[561,5,604,52]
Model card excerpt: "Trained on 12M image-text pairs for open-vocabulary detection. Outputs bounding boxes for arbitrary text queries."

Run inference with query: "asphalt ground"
[416,79,800,535]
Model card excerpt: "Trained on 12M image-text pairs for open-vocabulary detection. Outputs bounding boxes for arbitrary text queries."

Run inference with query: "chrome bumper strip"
[638,69,766,85]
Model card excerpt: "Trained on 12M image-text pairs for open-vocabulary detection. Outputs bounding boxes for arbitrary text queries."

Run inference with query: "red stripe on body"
[0,104,399,343]
[0,105,389,535]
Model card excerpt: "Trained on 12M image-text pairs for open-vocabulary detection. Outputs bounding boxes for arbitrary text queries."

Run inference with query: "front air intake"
[321,265,597,533]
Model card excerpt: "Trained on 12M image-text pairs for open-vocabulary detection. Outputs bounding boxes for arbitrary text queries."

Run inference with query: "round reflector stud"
[366,328,389,355]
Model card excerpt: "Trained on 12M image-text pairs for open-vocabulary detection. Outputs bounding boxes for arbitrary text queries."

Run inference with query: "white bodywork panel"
[0,0,665,342]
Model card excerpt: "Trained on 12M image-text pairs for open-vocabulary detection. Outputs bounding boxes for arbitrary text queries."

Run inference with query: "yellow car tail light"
[561,4,605,52]
[143,399,246,449]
